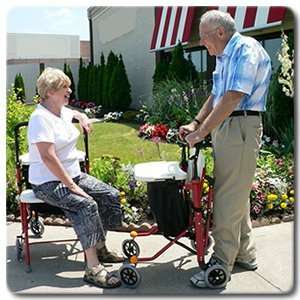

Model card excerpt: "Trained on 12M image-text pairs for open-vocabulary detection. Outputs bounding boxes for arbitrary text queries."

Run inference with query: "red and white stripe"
[150,7,195,52]
[150,6,286,51]
[214,6,286,32]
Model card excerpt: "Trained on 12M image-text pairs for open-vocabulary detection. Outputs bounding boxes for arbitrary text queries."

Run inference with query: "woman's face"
[48,83,72,106]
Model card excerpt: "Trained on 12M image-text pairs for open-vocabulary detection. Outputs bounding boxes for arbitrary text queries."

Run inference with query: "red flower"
[151,124,169,139]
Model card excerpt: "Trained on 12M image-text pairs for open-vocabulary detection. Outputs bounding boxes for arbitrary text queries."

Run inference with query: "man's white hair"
[200,10,236,35]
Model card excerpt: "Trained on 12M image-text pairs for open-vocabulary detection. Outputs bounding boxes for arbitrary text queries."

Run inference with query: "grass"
[77,122,180,164]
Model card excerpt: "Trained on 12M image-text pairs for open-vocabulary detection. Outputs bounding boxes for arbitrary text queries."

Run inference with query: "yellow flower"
[266,203,273,210]
[119,191,126,197]
[267,194,278,201]
[289,190,294,196]
[281,194,288,201]
[289,197,294,203]
[204,187,209,194]
[203,182,208,189]
[280,202,287,209]
[120,198,127,205]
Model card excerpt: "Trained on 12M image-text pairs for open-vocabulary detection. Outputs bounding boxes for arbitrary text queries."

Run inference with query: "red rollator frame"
[119,140,217,288]
[14,120,90,272]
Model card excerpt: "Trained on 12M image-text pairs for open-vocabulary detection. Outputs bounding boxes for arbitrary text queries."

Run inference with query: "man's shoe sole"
[235,261,258,271]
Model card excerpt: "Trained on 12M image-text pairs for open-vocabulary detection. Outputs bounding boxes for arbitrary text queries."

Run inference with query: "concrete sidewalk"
[6,221,294,295]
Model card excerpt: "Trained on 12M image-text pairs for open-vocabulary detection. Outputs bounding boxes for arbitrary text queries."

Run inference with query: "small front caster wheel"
[204,264,229,289]
[119,264,141,288]
[29,218,45,237]
[122,239,140,258]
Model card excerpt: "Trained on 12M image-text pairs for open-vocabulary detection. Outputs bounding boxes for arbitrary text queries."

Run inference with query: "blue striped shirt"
[211,32,271,111]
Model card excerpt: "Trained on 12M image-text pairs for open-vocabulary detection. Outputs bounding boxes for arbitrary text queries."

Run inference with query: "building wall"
[7,33,86,102]
[7,60,81,102]
[7,33,80,59]
[90,7,155,108]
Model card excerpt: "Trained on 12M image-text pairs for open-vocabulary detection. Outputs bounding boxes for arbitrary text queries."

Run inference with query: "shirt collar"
[219,32,241,58]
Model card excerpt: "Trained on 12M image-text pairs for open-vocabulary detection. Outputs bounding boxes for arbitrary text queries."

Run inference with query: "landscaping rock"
[270,216,281,224]
[53,217,64,226]
[7,214,15,222]
[138,222,152,232]
[251,219,260,228]
[44,217,53,225]
[64,218,72,227]
[282,214,294,222]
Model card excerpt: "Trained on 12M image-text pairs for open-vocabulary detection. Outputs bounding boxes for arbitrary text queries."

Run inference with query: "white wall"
[7,62,80,102]
[7,33,80,59]
[7,33,83,102]
[91,7,155,108]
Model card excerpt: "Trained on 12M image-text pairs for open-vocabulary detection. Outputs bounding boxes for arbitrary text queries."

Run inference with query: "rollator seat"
[19,150,86,166]
[18,189,44,204]
[134,161,187,182]
[134,161,190,237]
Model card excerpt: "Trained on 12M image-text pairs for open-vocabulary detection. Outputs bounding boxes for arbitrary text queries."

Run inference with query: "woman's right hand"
[67,182,91,199]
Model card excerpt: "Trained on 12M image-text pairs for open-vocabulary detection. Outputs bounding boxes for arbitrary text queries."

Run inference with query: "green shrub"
[6,88,35,214]
[250,149,294,219]
[64,63,76,100]
[14,73,26,102]
[139,79,210,128]
[90,155,148,223]
[122,110,140,122]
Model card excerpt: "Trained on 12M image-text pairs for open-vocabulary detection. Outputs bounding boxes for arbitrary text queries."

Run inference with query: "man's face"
[199,23,223,56]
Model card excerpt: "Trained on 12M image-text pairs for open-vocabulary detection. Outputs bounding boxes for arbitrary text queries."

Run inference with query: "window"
[184,48,208,73]
[259,37,282,73]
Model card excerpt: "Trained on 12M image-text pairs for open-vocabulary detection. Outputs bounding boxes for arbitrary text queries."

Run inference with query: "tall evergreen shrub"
[14,73,26,102]
[64,63,76,100]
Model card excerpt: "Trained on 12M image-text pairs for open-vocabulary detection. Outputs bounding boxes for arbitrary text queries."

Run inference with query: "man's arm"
[185,90,245,146]
[194,94,214,125]
[179,95,214,139]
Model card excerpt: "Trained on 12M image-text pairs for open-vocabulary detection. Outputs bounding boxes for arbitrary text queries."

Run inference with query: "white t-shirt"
[28,104,81,185]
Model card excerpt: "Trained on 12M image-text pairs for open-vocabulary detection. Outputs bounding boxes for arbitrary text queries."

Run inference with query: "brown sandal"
[97,246,124,263]
[84,264,121,288]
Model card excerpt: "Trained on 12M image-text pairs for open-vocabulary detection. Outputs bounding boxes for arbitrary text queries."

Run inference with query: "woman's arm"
[36,142,90,198]
[72,110,92,134]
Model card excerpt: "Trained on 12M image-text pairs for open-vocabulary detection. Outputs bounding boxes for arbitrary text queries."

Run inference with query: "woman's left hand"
[78,113,92,134]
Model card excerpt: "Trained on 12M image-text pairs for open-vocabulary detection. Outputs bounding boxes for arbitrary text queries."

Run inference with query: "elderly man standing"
[179,10,271,288]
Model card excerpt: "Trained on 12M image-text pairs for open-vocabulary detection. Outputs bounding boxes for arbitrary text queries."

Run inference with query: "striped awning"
[150,7,195,52]
[150,6,286,52]
[213,6,286,33]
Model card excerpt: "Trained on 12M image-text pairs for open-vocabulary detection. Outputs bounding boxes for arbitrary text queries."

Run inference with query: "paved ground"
[6,221,295,296]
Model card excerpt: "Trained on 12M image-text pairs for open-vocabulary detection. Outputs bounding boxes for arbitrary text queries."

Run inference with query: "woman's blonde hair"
[37,67,71,99]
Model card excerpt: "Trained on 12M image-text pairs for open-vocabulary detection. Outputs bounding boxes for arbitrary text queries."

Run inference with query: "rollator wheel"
[122,239,140,258]
[29,218,45,237]
[119,264,141,288]
[16,237,23,262]
[204,264,229,289]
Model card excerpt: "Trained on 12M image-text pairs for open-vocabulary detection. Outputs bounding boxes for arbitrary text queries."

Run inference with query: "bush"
[139,79,210,128]
[90,155,148,223]
[64,63,76,100]
[14,73,26,102]
[264,31,294,143]
[6,88,35,214]
[250,149,294,220]
[122,110,140,123]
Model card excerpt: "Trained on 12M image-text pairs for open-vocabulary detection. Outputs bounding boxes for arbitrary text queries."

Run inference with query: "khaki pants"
[211,115,262,272]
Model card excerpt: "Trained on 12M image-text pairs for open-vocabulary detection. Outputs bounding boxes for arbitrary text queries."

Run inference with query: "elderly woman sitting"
[28,67,123,288]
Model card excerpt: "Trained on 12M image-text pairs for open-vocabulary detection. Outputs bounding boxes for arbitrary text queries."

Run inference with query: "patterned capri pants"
[31,172,122,250]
